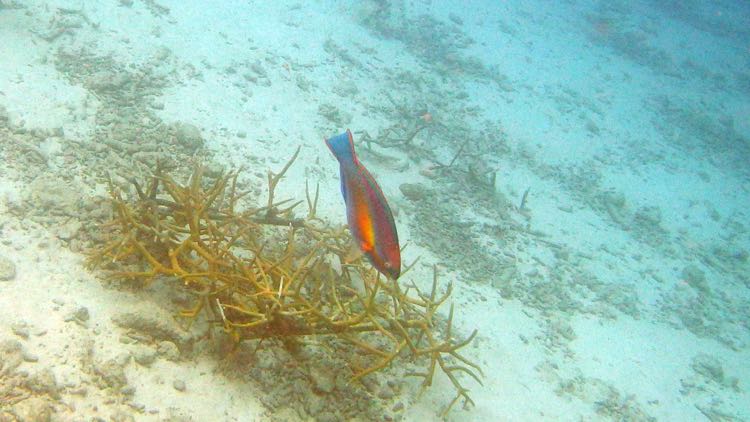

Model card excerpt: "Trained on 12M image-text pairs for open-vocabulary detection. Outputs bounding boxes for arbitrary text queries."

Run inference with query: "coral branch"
[87,151,482,415]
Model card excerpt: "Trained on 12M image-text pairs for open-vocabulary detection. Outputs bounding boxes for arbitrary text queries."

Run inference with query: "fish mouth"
[383,264,400,280]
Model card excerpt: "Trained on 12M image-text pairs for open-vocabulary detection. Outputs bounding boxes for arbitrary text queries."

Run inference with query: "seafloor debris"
[0,255,16,281]
[87,150,482,415]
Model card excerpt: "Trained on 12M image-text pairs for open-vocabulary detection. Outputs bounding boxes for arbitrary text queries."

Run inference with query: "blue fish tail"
[325,129,357,165]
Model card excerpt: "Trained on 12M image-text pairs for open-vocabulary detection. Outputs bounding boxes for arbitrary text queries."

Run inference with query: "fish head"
[382,259,401,280]
[369,243,401,281]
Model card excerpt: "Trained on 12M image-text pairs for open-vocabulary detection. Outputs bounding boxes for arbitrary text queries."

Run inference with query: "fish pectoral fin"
[330,254,343,276]
[343,242,365,264]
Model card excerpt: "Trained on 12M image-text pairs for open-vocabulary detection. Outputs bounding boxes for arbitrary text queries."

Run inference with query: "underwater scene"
[0,0,749,421]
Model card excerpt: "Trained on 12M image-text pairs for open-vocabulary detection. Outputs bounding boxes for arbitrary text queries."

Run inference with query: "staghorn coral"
[87,148,482,415]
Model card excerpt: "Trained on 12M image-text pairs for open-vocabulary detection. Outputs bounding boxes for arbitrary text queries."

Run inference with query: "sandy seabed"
[1,1,749,421]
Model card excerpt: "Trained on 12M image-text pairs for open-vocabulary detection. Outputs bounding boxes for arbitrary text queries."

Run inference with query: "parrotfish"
[325,129,401,280]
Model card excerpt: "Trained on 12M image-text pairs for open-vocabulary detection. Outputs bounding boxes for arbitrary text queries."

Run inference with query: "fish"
[325,129,401,280]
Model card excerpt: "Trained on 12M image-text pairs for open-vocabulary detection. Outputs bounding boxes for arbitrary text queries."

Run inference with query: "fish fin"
[343,242,365,264]
[330,254,343,276]
[325,129,357,164]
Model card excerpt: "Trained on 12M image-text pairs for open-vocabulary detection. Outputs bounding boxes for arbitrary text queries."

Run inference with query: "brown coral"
[87,148,482,415]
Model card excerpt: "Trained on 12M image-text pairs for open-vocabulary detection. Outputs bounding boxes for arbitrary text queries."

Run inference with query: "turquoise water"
[0,1,748,420]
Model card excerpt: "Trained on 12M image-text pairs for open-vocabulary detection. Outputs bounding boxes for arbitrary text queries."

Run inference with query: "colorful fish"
[325,129,401,280]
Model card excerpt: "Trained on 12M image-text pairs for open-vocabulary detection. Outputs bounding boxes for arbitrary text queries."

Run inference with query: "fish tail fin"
[325,129,358,164]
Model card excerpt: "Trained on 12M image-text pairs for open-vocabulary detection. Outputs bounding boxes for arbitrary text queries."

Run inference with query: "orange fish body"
[325,130,401,279]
